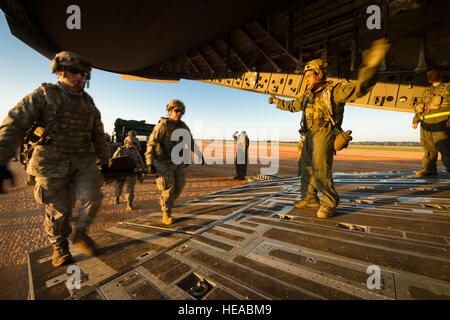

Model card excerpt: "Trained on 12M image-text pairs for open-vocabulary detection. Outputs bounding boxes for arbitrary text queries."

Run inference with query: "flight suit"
[413,82,450,173]
[146,117,199,215]
[112,145,145,205]
[0,82,110,250]
[275,65,379,208]
[297,136,304,177]
[232,132,249,179]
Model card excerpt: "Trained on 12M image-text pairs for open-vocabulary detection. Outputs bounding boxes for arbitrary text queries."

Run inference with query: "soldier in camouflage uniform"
[113,135,145,211]
[0,51,110,267]
[145,100,204,225]
[127,130,140,149]
[232,131,249,180]
[269,39,390,218]
[412,66,450,176]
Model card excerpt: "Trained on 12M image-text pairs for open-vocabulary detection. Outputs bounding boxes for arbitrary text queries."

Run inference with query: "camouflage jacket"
[276,66,378,132]
[0,82,110,169]
[112,145,145,169]
[412,82,450,125]
[145,117,201,167]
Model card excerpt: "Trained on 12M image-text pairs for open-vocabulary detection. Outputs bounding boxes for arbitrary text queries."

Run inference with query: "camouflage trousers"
[33,158,104,249]
[114,174,137,203]
[300,129,339,208]
[154,161,186,213]
[420,122,450,172]
[297,139,304,177]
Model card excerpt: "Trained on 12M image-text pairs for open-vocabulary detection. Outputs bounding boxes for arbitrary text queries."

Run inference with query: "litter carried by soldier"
[412,65,450,176]
[145,99,205,225]
[268,38,390,219]
[0,51,110,267]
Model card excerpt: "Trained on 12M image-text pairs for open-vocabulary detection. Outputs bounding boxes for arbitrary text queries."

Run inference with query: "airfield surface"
[0,145,447,299]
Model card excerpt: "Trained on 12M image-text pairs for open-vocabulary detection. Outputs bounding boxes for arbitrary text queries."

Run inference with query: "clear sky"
[0,12,420,143]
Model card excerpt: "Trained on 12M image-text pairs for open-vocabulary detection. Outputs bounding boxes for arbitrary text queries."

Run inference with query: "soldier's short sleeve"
[0,88,46,164]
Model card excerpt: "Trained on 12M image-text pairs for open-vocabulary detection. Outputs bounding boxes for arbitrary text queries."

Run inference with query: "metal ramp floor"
[27,171,450,300]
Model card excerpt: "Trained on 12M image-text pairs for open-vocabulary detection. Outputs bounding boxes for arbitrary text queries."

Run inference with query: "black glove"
[0,165,14,194]
[148,164,156,174]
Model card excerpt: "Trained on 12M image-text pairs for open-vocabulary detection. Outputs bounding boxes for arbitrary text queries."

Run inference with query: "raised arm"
[333,38,390,105]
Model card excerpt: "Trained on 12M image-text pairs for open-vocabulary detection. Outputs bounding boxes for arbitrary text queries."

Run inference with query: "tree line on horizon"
[196,140,421,147]
[349,141,421,147]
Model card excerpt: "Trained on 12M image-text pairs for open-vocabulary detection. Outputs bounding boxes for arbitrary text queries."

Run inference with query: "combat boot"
[294,199,320,208]
[317,206,336,219]
[126,201,134,212]
[71,230,98,256]
[415,169,438,177]
[162,210,173,225]
[52,244,73,268]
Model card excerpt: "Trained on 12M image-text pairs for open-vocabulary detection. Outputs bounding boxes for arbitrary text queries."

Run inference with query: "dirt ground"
[0,145,445,299]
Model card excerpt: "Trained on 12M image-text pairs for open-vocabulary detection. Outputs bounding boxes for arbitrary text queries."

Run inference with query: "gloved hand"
[362,38,390,68]
[268,94,279,105]
[148,164,156,174]
[0,165,14,194]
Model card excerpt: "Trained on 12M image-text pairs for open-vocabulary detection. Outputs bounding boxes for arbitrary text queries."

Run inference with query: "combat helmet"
[124,135,139,146]
[166,100,185,114]
[303,59,328,78]
[50,51,91,79]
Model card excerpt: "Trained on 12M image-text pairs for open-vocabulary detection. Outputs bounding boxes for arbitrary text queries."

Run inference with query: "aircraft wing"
[1,0,450,113]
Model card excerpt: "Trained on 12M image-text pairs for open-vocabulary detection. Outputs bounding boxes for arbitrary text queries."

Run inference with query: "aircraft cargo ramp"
[27,172,450,300]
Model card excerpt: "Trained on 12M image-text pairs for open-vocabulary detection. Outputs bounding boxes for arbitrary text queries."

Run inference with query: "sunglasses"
[66,67,88,77]
[172,109,184,114]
